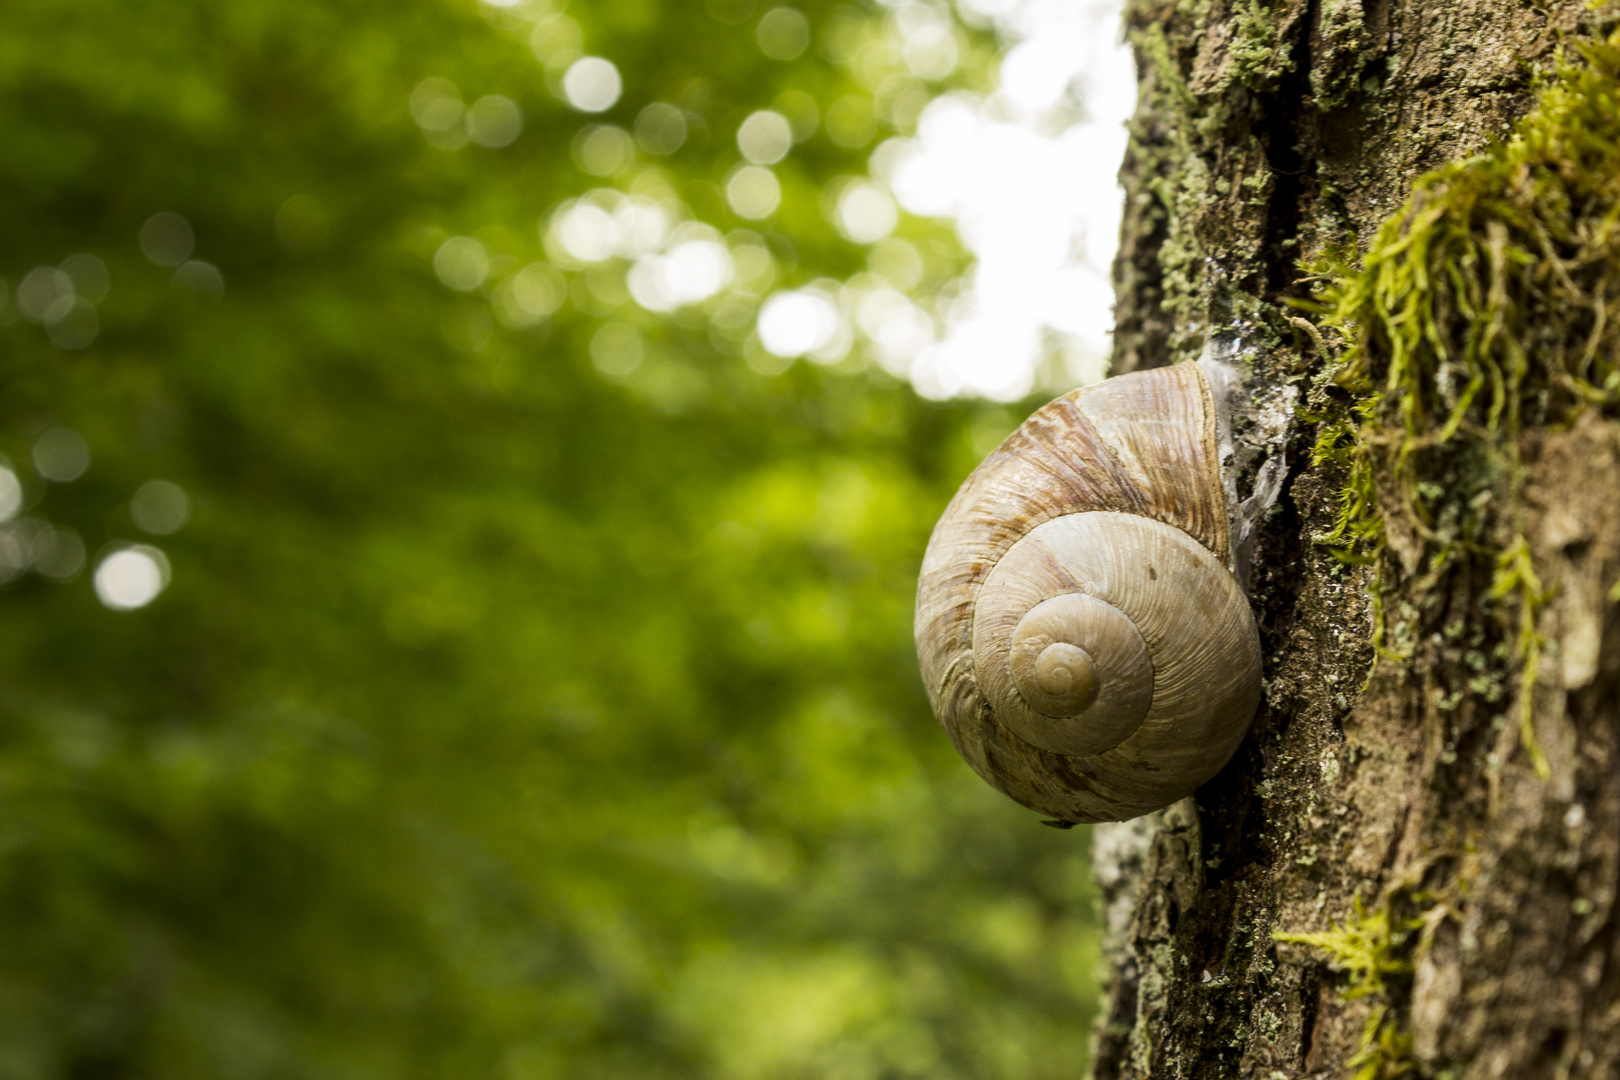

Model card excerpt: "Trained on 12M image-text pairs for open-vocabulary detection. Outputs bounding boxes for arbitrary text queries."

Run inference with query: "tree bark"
[1093,1,1620,1078]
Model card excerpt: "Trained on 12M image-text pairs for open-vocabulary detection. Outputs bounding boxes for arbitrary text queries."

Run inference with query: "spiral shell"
[914,362,1262,823]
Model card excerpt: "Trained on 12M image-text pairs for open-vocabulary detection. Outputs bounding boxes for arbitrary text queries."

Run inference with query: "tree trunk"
[1092,1,1620,1077]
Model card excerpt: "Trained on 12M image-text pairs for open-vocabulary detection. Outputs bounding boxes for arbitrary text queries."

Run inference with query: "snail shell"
[914,362,1262,824]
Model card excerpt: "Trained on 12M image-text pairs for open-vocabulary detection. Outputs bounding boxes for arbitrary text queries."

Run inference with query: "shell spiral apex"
[914,362,1262,824]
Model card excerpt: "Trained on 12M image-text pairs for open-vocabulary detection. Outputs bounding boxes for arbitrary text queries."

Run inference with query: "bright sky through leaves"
[625,0,1136,400]
[396,0,1138,407]
[890,0,1134,399]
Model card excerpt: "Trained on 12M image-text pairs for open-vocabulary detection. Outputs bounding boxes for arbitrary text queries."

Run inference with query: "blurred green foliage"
[0,0,1099,1076]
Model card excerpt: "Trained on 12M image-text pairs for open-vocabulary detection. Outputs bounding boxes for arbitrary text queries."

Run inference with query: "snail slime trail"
[914,361,1268,824]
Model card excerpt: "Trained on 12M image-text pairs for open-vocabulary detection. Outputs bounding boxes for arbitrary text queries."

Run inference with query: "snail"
[914,360,1263,824]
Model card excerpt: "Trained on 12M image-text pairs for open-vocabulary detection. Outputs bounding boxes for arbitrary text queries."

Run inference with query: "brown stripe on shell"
[973,513,1259,819]
[913,363,1238,822]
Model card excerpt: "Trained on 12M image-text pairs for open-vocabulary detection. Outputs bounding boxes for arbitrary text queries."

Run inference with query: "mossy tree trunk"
[1093,1,1620,1077]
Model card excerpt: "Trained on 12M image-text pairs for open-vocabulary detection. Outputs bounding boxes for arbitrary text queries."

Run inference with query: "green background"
[0,0,1100,1075]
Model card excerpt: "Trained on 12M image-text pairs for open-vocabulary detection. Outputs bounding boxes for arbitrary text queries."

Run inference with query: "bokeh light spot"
[0,468,20,523]
[728,238,777,294]
[551,202,620,264]
[667,238,734,299]
[635,103,688,156]
[60,254,109,304]
[172,260,224,298]
[33,428,90,483]
[758,290,839,357]
[499,263,566,326]
[867,237,924,289]
[0,532,25,583]
[45,301,98,348]
[855,286,935,376]
[835,182,898,243]
[574,125,634,176]
[755,7,810,60]
[0,520,85,583]
[563,57,622,113]
[529,15,584,69]
[773,90,820,141]
[16,267,74,323]
[898,8,959,81]
[410,78,464,131]
[737,111,793,165]
[590,322,644,375]
[615,200,672,257]
[467,95,523,148]
[628,231,733,313]
[140,212,195,267]
[94,545,170,611]
[434,237,490,291]
[130,480,190,535]
[726,166,781,219]
[34,527,85,582]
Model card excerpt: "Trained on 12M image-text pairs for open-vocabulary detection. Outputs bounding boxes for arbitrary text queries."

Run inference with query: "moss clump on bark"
[1228,0,1292,90]
[1310,0,1372,109]
[1305,26,1620,774]
[1275,896,1424,1079]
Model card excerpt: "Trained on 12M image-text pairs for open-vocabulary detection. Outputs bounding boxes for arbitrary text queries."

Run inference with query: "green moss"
[1120,0,1313,367]
[1489,538,1553,776]
[1136,21,1197,116]
[1348,1017,1417,1080]
[1274,896,1415,1000]
[1305,29,1620,772]
[1275,897,1423,1080]
[1229,0,1287,90]
[1128,21,1216,361]
[1311,0,1371,109]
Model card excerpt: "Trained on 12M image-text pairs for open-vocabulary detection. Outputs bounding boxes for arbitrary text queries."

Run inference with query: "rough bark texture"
[1092,2,1620,1078]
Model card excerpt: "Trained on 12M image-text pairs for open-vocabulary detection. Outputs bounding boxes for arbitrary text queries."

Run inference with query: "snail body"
[914,362,1261,823]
